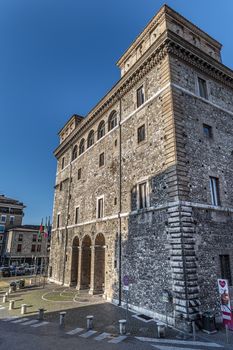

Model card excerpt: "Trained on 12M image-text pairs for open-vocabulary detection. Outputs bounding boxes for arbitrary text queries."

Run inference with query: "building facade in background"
[0,194,25,261]
[4,225,50,268]
[49,5,233,323]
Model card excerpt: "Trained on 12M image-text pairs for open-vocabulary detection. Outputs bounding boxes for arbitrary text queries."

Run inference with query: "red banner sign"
[217,279,233,327]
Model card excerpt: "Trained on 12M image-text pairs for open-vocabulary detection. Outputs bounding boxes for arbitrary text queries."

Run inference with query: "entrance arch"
[94,233,105,293]
[70,236,79,286]
[80,235,91,289]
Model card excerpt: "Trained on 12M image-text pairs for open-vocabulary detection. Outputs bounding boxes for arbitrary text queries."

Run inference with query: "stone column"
[76,246,82,290]
[89,245,95,295]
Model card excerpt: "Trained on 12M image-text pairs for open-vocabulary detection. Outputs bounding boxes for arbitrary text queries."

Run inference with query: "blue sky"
[0,0,232,224]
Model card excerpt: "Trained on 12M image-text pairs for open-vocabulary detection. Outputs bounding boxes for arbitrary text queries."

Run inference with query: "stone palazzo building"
[49,5,233,322]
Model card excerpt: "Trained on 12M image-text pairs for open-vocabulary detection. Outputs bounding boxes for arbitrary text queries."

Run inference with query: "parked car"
[0,267,11,277]
[15,267,25,276]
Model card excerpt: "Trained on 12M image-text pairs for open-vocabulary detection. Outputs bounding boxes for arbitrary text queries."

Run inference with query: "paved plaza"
[0,278,232,350]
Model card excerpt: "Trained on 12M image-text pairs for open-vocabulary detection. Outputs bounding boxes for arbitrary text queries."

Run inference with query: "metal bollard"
[5,292,9,297]
[9,300,15,310]
[59,311,66,327]
[8,287,12,294]
[3,294,8,303]
[30,278,33,286]
[118,319,127,335]
[38,308,44,321]
[157,322,166,338]
[21,304,27,315]
[86,315,94,330]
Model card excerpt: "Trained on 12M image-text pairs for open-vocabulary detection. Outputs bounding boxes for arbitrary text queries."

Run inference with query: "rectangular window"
[0,235,3,242]
[97,198,104,218]
[10,216,14,225]
[37,244,41,252]
[32,234,37,242]
[61,157,65,170]
[78,168,82,180]
[198,77,208,99]
[220,255,232,286]
[138,124,146,143]
[17,244,22,252]
[31,244,36,252]
[18,234,23,242]
[0,225,5,233]
[75,207,79,224]
[203,124,212,138]
[138,182,147,209]
[209,177,220,206]
[59,182,63,191]
[0,215,6,223]
[99,152,105,167]
[57,214,60,228]
[137,86,145,107]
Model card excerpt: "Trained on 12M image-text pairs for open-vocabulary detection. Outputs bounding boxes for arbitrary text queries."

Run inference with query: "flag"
[38,218,43,239]
[48,216,51,237]
[44,217,48,238]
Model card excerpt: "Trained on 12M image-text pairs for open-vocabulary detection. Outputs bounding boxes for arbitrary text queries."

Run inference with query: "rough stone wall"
[50,7,233,323]
[169,55,233,315]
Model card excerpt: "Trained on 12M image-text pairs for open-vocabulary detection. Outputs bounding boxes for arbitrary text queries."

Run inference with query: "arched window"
[72,145,77,161]
[79,139,85,155]
[87,130,94,148]
[97,120,105,140]
[108,111,117,131]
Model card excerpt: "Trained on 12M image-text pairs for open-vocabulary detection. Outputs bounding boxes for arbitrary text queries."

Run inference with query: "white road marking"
[2,316,19,321]
[20,319,39,325]
[12,318,29,323]
[66,327,84,335]
[108,335,127,344]
[31,321,49,328]
[94,332,111,341]
[135,337,223,348]
[151,346,204,350]
[79,330,97,338]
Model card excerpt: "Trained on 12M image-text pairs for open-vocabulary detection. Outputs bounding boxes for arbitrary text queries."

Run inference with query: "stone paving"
[0,279,233,349]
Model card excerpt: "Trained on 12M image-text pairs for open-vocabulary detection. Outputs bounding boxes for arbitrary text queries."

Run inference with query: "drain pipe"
[62,148,73,285]
[118,94,122,306]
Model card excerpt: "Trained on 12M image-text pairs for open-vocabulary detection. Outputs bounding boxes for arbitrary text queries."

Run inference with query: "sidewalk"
[0,280,233,349]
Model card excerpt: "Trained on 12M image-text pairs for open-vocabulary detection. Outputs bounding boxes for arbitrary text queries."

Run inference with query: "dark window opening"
[139,182,147,209]
[108,111,118,131]
[209,177,220,206]
[98,121,105,140]
[75,207,79,224]
[99,152,105,167]
[203,124,212,138]
[79,139,85,155]
[57,214,60,228]
[78,168,82,180]
[137,86,145,107]
[138,124,146,143]
[61,157,65,170]
[72,145,78,161]
[220,255,232,286]
[198,77,208,99]
[97,198,104,218]
[17,244,22,252]
[87,130,95,148]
